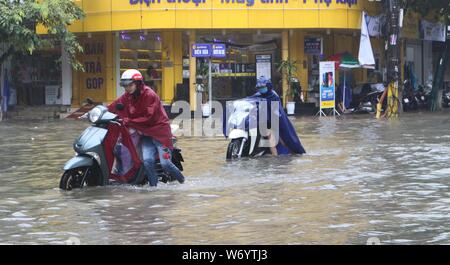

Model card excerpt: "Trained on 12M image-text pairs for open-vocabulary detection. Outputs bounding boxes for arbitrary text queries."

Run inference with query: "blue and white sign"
[319,61,336,109]
[256,54,272,81]
[192,43,227,58]
[192,44,211,57]
[212,44,226,58]
[304,37,322,55]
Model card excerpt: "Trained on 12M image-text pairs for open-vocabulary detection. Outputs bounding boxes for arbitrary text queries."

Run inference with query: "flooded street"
[0,112,449,245]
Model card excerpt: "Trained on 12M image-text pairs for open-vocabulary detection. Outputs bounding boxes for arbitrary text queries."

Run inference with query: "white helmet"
[120,69,143,87]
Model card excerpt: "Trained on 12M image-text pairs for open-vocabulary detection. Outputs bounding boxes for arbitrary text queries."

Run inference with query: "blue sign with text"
[211,44,226,58]
[192,44,212,57]
[192,43,227,58]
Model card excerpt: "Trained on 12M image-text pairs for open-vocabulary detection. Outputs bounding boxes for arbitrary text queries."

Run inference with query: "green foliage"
[276,59,298,100]
[401,0,449,24]
[196,60,210,102]
[0,0,85,70]
[197,61,209,83]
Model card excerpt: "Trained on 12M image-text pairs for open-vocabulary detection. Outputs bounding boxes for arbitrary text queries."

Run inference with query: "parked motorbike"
[402,79,418,112]
[60,104,184,190]
[442,89,450,108]
[415,84,432,110]
[351,83,385,114]
[225,98,272,160]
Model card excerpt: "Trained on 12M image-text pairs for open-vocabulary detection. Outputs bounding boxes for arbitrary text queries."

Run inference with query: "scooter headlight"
[89,107,103,123]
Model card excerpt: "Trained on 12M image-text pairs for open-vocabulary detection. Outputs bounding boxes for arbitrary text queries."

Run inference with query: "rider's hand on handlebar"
[117,117,130,126]
[78,113,89,119]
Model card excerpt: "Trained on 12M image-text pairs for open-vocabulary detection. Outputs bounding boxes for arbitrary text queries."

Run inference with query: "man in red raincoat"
[108,69,185,187]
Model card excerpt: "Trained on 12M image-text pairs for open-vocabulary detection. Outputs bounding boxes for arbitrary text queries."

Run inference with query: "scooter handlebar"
[78,113,89,120]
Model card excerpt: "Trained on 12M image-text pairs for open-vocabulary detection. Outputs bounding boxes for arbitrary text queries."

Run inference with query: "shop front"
[38,0,382,109]
[195,30,282,103]
[401,12,433,87]
[9,48,63,106]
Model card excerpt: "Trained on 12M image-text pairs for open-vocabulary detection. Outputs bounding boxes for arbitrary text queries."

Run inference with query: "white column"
[61,45,73,105]
[423,41,433,85]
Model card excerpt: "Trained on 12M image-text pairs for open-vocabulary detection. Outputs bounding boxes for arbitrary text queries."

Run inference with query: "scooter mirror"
[116,103,125,111]
[86,98,94,105]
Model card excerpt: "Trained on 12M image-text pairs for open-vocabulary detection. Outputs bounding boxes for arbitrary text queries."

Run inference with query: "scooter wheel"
[59,167,92,191]
[226,139,243,160]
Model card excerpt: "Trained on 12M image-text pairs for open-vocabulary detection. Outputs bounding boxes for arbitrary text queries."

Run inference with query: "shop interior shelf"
[211,73,256,77]
[136,59,162,62]
[120,68,162,72]
[120,49,162,53]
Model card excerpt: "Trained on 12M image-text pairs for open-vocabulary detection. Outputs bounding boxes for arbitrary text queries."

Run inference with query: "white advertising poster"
[256,54,272,81]
[319,61,336,110]
[45,85,61,105]
[420,20,446,42]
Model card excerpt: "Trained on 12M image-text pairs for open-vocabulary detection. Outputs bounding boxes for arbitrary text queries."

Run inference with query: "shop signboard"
[192,44,211,57]
[319,61,335,110]
[304,37,322,55]
[212,44,226,58]
[80,37,106,102]
[420,20,446,42]
[191,43,228,117]
[256,54,272,81]
[192,43,227,58]
[401,12,420,39]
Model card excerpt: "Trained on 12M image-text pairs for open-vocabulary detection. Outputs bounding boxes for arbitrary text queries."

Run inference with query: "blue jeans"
[141,136,185,186]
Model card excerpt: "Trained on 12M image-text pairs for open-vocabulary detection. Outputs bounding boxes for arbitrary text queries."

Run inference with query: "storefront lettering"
[221,0,255,6]
[130,0,159,6]
[334,0,357,8]
[86,78,104,90]
[129,0,357,7]
[313,0,357,7]
[83,41,105,90]
[84,61,104,90]
[84,62,102,74]
[84,42,104,56]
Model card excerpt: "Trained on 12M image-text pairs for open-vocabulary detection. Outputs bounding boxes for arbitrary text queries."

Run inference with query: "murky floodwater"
[0,111,449,245]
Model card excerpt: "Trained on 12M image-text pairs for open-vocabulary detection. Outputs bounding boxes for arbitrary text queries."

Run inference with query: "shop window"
[120,32,162,94]
[196,31,281,102]
[11,49,62,106]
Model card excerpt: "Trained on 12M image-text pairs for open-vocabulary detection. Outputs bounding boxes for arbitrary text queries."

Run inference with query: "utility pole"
[385,0,401,118]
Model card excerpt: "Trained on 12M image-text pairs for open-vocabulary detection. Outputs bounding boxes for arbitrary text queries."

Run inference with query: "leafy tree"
[0,0,84,70]
[401,0,449,24]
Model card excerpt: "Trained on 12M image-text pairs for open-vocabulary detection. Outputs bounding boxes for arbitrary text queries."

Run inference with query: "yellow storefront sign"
[38,0,381,106]
[78,36,107,103]
[38,0,381,33]
[402,12,420,39]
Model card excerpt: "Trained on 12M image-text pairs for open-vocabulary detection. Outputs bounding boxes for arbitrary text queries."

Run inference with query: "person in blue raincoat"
[249,76,306,156]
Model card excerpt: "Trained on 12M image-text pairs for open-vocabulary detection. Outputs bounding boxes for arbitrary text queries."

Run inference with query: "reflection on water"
[0,111,449,244]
